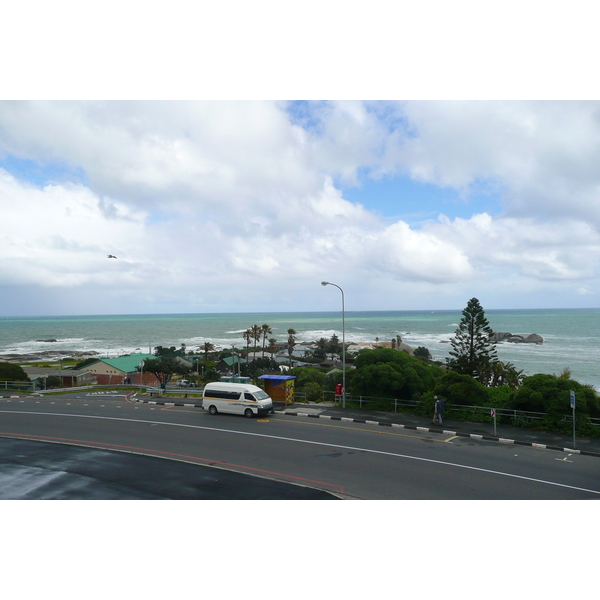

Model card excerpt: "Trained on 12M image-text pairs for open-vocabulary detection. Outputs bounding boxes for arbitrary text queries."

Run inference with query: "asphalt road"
[1,391,599,499]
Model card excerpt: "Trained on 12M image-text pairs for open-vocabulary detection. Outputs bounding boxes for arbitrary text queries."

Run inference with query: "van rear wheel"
[208,405,218,415]
[244,408,254,418]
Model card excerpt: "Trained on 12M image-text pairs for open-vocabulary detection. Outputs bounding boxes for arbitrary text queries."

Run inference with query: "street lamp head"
[321,281,329,286]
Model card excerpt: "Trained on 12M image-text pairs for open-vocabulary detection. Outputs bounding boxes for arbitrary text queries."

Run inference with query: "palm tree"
[287,328,297,368]
[251,324,261,360]
[200,342,215,361]
[268,337,278,357]
[261,324,272,357]
[243,329,252,362]
[316,337,328,352]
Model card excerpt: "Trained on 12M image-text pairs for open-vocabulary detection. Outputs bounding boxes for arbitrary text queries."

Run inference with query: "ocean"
[1,309,599,388]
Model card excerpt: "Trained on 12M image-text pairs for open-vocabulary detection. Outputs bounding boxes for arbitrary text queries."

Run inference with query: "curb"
[274,410,600,458]
[130,394,202,409]
[129,395,600,459]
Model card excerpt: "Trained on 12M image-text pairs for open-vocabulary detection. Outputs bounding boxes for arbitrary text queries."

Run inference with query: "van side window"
[206,390,241,400]
[244,393,254,400]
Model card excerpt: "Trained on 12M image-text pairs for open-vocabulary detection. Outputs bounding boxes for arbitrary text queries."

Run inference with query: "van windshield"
[253,390,270,401]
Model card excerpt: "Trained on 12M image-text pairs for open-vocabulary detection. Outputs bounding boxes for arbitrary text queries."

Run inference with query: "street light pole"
[321,281,345,408]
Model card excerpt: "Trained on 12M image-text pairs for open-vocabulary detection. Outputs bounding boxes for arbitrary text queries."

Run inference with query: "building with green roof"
[76,353,156,385]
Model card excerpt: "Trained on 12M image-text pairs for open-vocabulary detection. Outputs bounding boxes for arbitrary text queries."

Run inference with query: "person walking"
[437,396,445,425]
[432,396,440,424]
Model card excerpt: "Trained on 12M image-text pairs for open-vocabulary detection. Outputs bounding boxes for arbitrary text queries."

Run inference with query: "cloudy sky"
[1,2,599,317]
[2,100,600,316]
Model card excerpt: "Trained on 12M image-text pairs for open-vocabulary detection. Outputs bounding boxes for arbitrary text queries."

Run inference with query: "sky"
[1,5,600,317]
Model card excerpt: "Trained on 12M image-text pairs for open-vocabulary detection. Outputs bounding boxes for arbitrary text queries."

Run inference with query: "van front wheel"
[208,405,218,415]
[244,408,254,418]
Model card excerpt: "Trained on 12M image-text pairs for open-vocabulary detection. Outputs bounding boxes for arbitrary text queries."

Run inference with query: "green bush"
[486,385,514,409]
[350,348,443,400]
[0,362,30,381]
[304,382,323,403]
[509,374,600,418]
[434,371,489,407]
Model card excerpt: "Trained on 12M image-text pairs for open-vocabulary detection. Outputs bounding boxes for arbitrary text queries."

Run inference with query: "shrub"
[434,371,489,407]
[304,382,323,403]
[0,362,30,381]
[487,385,514,408]
[509,374,600,418]
[413,346,431,359]
[351,348,443,400]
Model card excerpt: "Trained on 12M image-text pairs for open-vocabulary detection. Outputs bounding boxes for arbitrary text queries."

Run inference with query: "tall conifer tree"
[447,297,497,377]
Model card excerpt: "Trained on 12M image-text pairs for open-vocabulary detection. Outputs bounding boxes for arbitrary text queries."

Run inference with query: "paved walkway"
[274,401,600,457]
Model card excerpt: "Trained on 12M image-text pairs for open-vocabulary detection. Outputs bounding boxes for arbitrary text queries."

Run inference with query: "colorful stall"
[258,375,296,405]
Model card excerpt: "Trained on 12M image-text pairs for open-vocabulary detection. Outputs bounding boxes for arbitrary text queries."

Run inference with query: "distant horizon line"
[2,307,599,319]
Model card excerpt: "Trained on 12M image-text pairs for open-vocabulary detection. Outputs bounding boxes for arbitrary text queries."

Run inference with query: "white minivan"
[202,382,274,418]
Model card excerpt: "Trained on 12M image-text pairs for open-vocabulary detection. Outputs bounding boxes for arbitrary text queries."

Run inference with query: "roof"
[221,356,241,366]
[258,375,296,381]
[80,353,155,373]
[23,367,88,377]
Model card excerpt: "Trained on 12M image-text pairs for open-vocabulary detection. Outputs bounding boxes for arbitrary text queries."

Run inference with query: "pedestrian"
[432,396,440,424]
[437,396,445,425]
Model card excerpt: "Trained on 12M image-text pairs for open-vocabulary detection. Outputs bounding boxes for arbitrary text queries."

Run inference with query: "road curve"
[1,393,599,499]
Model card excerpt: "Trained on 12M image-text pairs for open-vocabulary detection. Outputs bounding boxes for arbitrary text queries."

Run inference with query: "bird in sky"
[107,255,117,259]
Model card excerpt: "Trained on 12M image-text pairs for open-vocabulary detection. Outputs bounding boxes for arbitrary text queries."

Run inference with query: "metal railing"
[316,390,600,429]
[0,380,35,391]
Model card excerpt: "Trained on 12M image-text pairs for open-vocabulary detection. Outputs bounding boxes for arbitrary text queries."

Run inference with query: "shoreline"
[0,350,100,363]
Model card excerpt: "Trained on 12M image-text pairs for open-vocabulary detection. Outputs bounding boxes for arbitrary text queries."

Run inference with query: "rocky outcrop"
[36,339,58,343]
[490,331,543,344]
[489,332,512,342]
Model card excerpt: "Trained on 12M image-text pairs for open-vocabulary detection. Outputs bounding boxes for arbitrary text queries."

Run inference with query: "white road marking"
[2,409,599,497]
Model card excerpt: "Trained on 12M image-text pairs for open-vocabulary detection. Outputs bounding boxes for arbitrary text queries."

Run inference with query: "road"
[1,391,599,499]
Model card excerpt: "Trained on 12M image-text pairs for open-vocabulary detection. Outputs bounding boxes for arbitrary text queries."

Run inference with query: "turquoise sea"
[1,309,599,388]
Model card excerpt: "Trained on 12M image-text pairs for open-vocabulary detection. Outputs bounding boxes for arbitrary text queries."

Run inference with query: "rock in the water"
[490,331,544,344]
[523,333,544,344]
[36,339,57,343]
[489,331,511,342]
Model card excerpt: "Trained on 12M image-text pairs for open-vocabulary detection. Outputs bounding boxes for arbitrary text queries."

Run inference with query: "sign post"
[491,408,497,437]
[570,390,576,449]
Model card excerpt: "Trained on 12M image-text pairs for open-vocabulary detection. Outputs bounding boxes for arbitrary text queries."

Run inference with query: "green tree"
[243,329,252,362]
[351,348,443,400]
[447,298,498,380]
[261,324,272,357]
[268,338,278,357]
[154,345,177,357]
[200,341,215,361]
[287,328,297,367]
[509,373,600,419]
[328,334,341,357]
[74,357,98,369]
[45,375,62,389]
[250,324,261,358]
[434,370,489,407]
[138,357,189,389]
[477,359,524,389]
[289,367,326,389]
[0,362,30,381]
[413,346,431,359]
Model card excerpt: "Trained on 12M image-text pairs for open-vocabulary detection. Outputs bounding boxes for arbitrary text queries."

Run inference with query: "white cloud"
[1,100,600,315]
[388,101,600,224]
